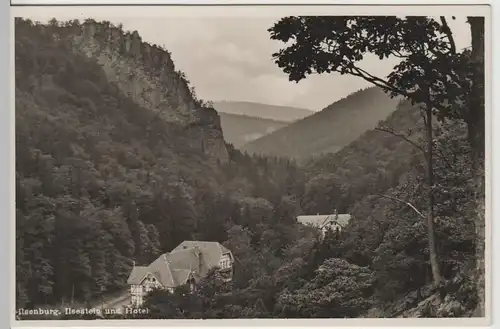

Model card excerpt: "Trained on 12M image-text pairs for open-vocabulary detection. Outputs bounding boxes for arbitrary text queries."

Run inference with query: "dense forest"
[15,15,484,320]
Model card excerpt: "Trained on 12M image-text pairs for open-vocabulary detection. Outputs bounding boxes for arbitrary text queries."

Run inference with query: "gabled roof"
[296,214,351,229]
[127,266,149,285]
[170,269,192,286]
[172,241,232,268]
[127,241,232,287]
[127,254,176,287]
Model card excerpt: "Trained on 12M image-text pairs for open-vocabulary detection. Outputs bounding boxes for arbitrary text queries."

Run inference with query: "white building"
[297,210,351,239]
[126,241,233,307]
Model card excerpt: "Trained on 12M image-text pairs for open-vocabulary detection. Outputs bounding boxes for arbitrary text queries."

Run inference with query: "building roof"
[127,241,232,287]
[127,266,149,285]
[172,241,231,266]
[296,214,352,230]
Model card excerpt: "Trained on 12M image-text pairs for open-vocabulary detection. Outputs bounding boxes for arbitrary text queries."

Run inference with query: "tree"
[466,17,485,163]
[275,258,375,318]
[301,173,344,214]
[224,225,264,288]
[269,16,477,285]
[466,16,485,317]
[268,16,480,149]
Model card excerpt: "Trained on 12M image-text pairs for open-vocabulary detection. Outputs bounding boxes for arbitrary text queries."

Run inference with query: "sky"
[15,7,475,111]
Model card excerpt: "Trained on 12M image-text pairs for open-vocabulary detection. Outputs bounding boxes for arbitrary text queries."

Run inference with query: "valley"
[240,87,402,160]
[213,100,314,122]
[217,112,289,148]
[14,14,486,321]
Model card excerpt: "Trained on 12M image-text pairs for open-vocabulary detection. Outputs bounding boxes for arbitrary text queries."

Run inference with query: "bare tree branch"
[349,65,408,97]
[375,126,426,154]
[391,49,408,58]
[375,194,426,219]
[440,16,457,54]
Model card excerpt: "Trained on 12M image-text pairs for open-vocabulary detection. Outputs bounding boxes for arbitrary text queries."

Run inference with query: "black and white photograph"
[11,3,490,324]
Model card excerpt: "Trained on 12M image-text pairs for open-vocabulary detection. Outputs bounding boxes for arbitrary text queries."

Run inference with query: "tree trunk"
[467,15,486,318]
[425,102,441,285]
[467,16,485,165]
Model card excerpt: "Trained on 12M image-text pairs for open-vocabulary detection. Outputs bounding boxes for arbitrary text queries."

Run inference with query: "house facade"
[296,210,351,239]
[126,241,234,307]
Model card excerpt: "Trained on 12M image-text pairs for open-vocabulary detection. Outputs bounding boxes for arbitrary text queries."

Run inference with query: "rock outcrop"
[52,19,229,162]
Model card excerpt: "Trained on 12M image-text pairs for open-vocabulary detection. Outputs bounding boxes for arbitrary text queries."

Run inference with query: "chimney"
[334,209,338,220]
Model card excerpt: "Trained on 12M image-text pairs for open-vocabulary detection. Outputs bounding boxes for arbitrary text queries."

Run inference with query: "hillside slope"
[301,100,425,215]
[49,18,228,162]
[15,18,232,308]
[15,18,310,313]
[213,100,314,122]
[294,100,477,318]
[15,17,480,320]
[241,87,401,160]
[219,112,288,148]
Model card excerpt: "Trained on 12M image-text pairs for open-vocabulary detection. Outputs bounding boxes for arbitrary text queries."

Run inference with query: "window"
[220,259,231,269]
[131,295,143,306]
[136,285,143,294]
[131,285,143,294]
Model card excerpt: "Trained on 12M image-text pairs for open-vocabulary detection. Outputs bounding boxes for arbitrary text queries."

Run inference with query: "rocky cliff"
[48,19,228,162]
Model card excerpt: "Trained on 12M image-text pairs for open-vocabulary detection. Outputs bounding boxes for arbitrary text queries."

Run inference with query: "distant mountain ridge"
[213,101,314,123]
[218,112,289,148]
[240,87,402,160]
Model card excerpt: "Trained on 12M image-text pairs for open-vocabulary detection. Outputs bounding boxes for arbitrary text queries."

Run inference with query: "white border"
[7,0,494,6]
[7,1,496,329]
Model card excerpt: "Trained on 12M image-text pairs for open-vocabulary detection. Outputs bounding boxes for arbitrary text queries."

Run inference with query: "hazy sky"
[15,8,474,111]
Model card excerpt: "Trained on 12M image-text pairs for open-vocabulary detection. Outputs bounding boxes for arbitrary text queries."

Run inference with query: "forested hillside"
[15,16,484,320]
[218,112,288,148]
[296,100,478,317]
[123,100,479,319]
[241,87,401,160]
[213,100,313,122]
[15,18,309,312]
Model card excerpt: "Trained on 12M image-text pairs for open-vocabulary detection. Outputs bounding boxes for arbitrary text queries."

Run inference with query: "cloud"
[249,74,313,106]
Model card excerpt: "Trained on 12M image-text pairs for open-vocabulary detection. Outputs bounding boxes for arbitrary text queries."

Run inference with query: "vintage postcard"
[10,2,491,327]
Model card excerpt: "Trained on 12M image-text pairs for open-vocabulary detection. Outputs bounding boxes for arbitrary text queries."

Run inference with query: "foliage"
[15,17,481,320]
[275,258,375,318]
[269,16,471,119]
[15,17,312,315]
